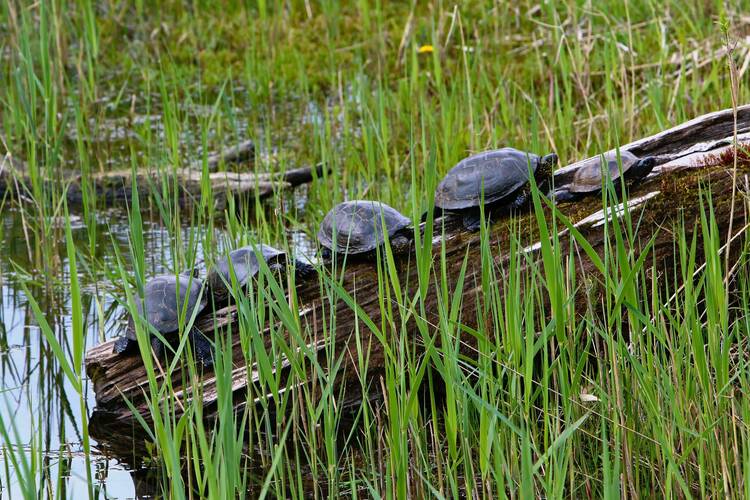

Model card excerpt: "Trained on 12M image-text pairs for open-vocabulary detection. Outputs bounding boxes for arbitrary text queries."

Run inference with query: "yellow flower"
[417,44,434,54]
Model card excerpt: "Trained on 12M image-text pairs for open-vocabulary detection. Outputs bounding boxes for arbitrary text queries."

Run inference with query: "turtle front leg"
[150,335,165,360]
[509,189,532,210]
[551,188,578,203]
[293,260,317,281]
[188,328,214,368]
[113,336,134,355]
[389,234,413,255]
[461,211,483,232]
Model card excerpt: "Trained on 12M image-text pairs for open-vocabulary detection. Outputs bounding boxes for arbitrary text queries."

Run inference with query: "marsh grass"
[1,0,750,498]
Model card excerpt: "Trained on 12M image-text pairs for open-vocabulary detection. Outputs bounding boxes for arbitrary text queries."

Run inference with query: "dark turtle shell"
[125,274,207,340]
[317,200,411,255]
[207,244,286,295]
[569,150,644,194]
[435,148,542,210]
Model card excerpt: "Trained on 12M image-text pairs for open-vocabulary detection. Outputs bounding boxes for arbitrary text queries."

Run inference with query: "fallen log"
[65,162,327,211]
[0,142,324,211]
[187,139,255,171]
[85,105,750,454]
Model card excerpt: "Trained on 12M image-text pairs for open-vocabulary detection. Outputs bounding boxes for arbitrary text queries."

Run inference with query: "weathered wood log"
[0,143,324,211]
[187,139,255,171]
[85,106,750,451]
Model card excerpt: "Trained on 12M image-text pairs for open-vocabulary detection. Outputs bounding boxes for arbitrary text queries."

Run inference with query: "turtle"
[434,147,558,231]
[206,244,316,305]
[553,150,656,202]
[113,273,213,367]
[317,200,413,259]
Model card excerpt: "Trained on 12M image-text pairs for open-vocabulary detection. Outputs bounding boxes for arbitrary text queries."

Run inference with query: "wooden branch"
[85,106,750,447]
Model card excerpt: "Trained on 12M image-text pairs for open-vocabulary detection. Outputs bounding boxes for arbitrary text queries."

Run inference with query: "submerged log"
[0,141,324,210]
[85,106,750,449]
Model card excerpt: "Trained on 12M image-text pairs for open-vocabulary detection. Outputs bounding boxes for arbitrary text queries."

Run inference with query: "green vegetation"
[0,0,748,497]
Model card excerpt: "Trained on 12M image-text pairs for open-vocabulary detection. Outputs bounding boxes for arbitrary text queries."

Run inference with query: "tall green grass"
[1,0,749,498]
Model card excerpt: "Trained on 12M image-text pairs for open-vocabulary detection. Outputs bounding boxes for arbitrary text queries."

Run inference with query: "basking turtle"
[113,273,213,367]
[553,150,656,201]
[317,200,412,259]
[434,147,558,231]
[206,244,315,304]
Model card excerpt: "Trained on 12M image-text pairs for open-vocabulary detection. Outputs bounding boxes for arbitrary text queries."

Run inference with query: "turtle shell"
[317,200,411,255]
[207,244,286,294]
[126,274,207,339]
[569,150,640,194]
[435,148,540,210]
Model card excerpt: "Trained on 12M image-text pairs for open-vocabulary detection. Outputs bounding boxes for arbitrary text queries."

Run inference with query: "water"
[0,207,232,498]
[2,210,121,498]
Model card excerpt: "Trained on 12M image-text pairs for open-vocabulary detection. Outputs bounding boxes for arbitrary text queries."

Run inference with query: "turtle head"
[628,156,656,182]
[533,153,558,190]
[538,153,558,176]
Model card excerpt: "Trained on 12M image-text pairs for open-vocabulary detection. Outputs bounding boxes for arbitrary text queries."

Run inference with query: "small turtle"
[113,273,213,367]
[206,244,316,304]
[434,147,558,231]
[553,150,656,201]
[317,200,412,259]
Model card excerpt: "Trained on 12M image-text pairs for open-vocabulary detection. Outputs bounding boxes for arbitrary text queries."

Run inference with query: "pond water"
[0,203,320,498]
[0,208,196,497]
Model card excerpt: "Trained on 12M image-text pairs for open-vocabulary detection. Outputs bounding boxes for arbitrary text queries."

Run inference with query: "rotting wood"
[85,105,750,450]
